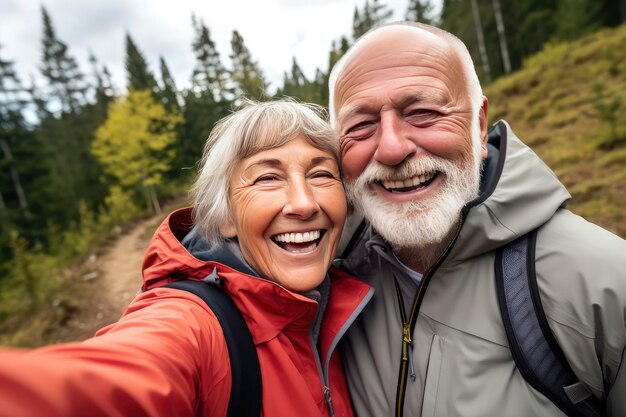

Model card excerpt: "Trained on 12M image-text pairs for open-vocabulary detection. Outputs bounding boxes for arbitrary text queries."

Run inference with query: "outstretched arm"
[0,288,231,417]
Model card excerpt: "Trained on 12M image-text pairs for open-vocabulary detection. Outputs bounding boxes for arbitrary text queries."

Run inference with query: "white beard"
[346,126,483,250]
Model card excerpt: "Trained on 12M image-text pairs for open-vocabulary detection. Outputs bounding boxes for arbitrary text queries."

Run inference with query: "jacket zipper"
[394,217,464,417]
[309,305,335,417]
[314,286,375,417]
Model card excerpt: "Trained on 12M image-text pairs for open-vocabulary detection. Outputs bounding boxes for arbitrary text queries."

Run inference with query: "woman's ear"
[219,217,237,238]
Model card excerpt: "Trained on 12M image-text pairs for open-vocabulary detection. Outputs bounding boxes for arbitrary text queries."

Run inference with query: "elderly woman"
[0,100,373,417]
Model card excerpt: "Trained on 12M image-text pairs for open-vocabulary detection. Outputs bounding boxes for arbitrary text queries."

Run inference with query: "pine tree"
[191,15,230,102]
[275,57,325,105]
[352,0,393,39]
[329,37,351,71]
[278,57,307,97]
[88,50,114,120]
[125,33,158,94]
[352,8,364,39]
[158,56,180,112]
[0,47,30,219]
[554,0,602,41]
[312,68,328,105]
[36,8,106,230]
[406,0,434,24]
[0,46,57,256]
[40,7,88,115]
[37,13,108,227]
[102,66,116,97]
[516,0,557,58]
[229,30,267,101]
[157,55,185,182]
[92,90,181,214]
[179,16,232,175]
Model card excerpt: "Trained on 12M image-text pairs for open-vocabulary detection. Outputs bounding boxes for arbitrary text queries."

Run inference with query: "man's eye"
[405,109,440,125]
[345,120,376,139]
[349,120,375,132]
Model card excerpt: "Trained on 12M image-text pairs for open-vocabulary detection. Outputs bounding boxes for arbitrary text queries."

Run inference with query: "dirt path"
[50,213,165,343]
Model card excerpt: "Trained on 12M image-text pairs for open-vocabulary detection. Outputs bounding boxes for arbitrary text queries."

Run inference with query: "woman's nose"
[373,112,417,166]
[282,181,320,219]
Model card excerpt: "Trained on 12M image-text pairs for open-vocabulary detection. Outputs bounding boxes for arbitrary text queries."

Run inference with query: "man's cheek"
[341,144,376,182]
[342,153,369,183]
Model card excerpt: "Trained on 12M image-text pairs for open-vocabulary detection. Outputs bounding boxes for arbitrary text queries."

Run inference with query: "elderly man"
[330,22,626,417]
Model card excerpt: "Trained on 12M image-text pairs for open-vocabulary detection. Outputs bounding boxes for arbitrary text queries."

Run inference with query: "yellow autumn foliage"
[92,89,182,193]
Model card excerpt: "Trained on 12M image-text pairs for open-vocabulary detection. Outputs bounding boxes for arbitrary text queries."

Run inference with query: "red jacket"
[0,208,373,417]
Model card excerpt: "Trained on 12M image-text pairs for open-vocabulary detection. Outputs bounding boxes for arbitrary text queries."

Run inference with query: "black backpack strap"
[495,230,605,417]
[164,279,262,417]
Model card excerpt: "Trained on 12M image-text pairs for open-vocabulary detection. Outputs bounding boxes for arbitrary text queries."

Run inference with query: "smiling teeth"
[381,172,435,190]
[273,230,321,243]
[292,242,317,253]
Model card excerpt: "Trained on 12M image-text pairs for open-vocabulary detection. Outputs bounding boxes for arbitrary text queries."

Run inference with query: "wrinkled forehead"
[346,25,447,62]
[332,26,465,114]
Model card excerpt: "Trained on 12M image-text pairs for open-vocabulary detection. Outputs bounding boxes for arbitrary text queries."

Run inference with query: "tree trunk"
[0,138,31,218]
[492,0,512,74]
[470,0,492,82]
[148,184,161,214]
[0,188,6,211]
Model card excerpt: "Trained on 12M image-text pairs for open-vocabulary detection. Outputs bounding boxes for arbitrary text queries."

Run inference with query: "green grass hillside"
[485,24,626,238]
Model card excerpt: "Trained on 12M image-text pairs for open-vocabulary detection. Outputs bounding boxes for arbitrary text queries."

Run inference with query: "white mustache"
[347,156,460,200]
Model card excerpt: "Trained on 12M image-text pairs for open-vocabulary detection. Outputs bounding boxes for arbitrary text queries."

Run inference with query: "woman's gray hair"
[191,98,339,246]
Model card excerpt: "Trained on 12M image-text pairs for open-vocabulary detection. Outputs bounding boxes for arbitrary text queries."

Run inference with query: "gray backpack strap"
[495,230,605,417]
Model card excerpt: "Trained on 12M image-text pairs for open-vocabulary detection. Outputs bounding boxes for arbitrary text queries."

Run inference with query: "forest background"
[1,0,626,345]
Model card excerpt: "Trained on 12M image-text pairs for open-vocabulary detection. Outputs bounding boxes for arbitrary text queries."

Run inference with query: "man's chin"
[354,190,461,249]
[347,155,480,249]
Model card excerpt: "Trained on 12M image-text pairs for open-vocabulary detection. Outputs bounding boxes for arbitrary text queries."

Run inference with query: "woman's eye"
[254,174,280,183]
[310,170,335,179]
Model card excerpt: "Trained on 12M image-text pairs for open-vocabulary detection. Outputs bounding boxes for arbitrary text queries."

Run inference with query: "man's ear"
[219,217,237,238]
[479,96,489,159]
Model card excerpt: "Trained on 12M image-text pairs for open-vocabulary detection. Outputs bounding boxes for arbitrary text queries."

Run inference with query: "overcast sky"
[0,0,441,95]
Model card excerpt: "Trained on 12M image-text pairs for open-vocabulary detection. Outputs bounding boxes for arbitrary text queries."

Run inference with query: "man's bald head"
[329,22,483,126]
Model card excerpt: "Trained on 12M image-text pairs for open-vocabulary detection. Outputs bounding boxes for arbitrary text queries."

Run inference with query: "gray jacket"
[335,121,626,417]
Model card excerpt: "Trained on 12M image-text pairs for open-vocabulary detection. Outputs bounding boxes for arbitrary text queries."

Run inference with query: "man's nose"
[282,181,320,219]
[373,112,417,166]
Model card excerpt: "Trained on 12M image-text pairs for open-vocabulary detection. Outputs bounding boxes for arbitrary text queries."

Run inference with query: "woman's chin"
[269,267,328,294]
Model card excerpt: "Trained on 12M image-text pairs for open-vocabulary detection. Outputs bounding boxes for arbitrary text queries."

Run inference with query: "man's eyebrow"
[398,91,450,108]
[337,91,450,123]
[337,101,374,124]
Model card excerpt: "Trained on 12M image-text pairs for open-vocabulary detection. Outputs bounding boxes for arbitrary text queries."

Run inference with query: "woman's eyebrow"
[244,156,335,173]
[311,156,335,166]
[246,158,282,170]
